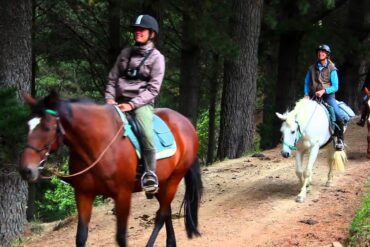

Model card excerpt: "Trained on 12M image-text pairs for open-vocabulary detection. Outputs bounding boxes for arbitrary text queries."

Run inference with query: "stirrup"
[335,139,344,151]
[141,171,159,194]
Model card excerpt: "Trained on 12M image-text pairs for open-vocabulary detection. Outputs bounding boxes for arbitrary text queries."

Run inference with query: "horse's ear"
[43,90,60,109]
[22,94,37,106]
[276,112,287,121]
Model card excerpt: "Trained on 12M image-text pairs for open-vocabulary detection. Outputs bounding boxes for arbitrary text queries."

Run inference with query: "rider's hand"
[118,103,133,112]
[106,98,117,105]
[315,89,326,98]
[303,95,310,100]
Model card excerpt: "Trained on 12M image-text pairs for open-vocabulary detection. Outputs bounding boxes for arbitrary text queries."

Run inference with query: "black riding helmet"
[131,15,159,34]
[316,44,331,54]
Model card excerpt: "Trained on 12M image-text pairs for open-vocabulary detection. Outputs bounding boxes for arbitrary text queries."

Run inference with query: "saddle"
[113,105,177,160]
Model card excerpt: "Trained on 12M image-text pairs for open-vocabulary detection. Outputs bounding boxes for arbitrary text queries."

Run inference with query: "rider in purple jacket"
[105,15,165,195]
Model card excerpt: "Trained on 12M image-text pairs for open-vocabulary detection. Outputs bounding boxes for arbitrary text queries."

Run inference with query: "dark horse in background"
[19,92,203,247]
[365,87,370,158]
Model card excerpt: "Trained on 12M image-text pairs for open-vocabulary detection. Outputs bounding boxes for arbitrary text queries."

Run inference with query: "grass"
[348,181,370,247]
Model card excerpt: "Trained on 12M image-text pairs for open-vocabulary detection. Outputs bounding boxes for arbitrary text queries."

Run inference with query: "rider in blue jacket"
[303,44,349,150]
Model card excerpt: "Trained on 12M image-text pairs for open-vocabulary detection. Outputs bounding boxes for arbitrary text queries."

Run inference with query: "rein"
[38,108,124,180]
[282,98,321,151]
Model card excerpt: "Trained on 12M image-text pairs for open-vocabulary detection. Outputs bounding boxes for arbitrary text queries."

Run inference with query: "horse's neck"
[297,102,330,142]
[61,104,117,146]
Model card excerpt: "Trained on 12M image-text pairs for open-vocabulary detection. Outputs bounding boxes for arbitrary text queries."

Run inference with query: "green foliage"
[0,87,29,164]
[348,183,370,247]
[36,177,76,222]
[35,160,105,222]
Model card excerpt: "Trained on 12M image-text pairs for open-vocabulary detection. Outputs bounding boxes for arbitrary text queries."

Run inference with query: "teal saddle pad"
[114,106,177,160]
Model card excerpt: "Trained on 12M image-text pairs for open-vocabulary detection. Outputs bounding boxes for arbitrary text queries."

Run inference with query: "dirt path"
[19,122,370,247]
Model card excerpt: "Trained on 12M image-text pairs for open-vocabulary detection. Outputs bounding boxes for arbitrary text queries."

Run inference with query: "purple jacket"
[105,41,165,108]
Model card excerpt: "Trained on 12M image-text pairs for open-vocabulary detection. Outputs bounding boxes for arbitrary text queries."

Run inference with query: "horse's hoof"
[325,181,332,187]
[296,196,305,203]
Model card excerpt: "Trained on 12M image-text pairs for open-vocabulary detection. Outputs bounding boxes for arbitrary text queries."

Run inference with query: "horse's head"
[276,112,300,158]
[19,92,64,182]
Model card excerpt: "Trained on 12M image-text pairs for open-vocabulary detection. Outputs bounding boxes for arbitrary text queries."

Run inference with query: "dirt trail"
[19,122,370,247]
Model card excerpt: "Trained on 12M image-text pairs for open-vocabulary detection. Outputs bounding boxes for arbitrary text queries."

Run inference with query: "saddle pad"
[113,106,177,160]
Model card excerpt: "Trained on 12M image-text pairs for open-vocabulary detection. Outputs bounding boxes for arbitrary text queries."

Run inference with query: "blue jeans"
[323,94,349,122]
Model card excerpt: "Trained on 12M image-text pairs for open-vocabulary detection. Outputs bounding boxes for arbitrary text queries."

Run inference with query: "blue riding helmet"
[316,44,331,54]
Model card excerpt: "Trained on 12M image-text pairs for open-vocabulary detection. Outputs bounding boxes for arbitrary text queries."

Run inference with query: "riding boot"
[141,149,159,195]
[335,120,345,150]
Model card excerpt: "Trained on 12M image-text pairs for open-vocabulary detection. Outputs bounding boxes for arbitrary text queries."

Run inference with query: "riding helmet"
[131,15,159,34]
[316,44,331,54]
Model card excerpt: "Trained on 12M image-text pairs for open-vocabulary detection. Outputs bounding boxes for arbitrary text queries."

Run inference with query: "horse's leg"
[367,135,370,159]
[164,206,176,247]
[146,178,182,247]
[114,188,133,247]
[295,151,304,188]
[145,200,171,247]
[75,192,95,247]
[326,147,334,186]
[296,145,319,203]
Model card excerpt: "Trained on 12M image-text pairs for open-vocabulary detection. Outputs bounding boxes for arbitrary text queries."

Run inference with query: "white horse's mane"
[285,99,312,129]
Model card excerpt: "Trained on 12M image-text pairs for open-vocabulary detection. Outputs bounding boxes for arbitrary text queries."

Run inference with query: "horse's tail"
[329,149,347,172]
[183,158,203,238]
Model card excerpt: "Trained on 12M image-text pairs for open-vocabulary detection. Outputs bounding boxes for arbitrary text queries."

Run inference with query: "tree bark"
[270,31,304,147]
[178,13,202,125]
[207,54,220,164]
[0,0,32,245]
[337,0,369,110]
[0,0,32,95]
[107,0,121,70]
[218,0,263,160]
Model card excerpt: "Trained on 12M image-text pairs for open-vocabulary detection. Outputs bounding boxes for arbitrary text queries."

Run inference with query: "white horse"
[276,98,347,203]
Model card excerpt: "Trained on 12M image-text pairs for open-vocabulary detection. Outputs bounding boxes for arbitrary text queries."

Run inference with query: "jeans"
[323,94,349,122]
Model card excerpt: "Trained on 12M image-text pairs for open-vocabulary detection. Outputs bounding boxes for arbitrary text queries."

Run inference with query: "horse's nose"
[19,166,39,182]
[281,151,290,158]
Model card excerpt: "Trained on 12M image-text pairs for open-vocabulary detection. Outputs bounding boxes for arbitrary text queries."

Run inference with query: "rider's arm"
[324,70,339,94]
[304,70,311,96]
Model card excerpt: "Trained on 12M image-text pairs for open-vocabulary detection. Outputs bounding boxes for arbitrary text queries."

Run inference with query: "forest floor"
[18,121,370,247]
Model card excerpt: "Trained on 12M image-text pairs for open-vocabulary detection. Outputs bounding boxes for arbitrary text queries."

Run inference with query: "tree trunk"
[0,0,32,95]
[337,0,368,110]
[218,0,263,160]
[178,13,202,125]
[207,54,220,164]
[259,37,279,149]
[0,0,32,245]
[107,0,121,69]
[270,31,304,148]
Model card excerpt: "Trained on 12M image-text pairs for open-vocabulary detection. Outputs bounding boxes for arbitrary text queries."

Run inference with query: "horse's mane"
[32,95,100,122]
[286,99,313,129]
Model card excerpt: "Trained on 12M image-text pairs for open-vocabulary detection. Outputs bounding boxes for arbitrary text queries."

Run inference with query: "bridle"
[281,121,302,151]
[24,108,123,179]
[23,109,65,171]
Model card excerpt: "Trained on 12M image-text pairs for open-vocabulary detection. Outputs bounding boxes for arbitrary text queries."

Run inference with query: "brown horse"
[365,87,370,158]
[19,92,203,247]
